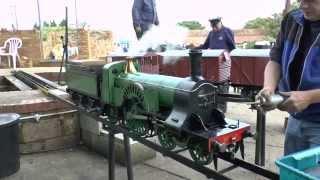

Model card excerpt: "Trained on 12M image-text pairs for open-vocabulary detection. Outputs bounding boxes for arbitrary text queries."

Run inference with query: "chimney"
[188,49,204,82]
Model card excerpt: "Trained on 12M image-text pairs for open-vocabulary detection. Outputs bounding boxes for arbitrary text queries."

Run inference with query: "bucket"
[0,113,20,178]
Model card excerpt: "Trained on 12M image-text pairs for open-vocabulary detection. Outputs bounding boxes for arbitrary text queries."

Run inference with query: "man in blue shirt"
[258,0,320,155]
[132,0,159,40]
[197,17,235,113]
[198,17,235,52]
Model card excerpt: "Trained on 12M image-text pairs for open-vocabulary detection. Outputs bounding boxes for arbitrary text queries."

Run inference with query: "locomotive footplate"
[186,119,250,142]
[180,118,251,169]
[209,119,250,153]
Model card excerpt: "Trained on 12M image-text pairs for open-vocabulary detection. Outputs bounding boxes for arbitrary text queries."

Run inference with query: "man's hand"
[256,87,275,101]
[134,26,142,33]
[278,91,313,113]
[154,20,159,26]
[255,87,275,111]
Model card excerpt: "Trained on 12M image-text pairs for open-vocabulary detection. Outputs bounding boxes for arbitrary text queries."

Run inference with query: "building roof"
[185,28,267,46]
[234,29,267,44]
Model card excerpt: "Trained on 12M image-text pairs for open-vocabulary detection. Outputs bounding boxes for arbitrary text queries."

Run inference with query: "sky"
[0,0,287,40]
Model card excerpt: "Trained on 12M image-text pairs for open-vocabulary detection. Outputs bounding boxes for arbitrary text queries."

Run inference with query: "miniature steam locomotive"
[65,49,250,165]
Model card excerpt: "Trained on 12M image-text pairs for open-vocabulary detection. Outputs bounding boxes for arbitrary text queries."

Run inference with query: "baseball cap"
[209,17,222,24]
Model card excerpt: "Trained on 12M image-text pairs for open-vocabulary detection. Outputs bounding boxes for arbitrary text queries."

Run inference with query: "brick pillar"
[78,29,90,59]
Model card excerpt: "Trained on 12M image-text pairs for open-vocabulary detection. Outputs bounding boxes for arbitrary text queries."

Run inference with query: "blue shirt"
[270,10,320,121]
[200,27,235,51]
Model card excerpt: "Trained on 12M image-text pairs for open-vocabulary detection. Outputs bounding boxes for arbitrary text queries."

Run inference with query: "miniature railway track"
[14,70,60,91]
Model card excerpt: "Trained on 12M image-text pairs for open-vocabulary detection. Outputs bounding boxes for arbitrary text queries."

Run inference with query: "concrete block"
[20,117,62,143]
[79,113,101,135]
[79,113,156,165]
[82,130,156,165]
[61,114,80,136]
[20,134,79,154]
[20,113,79,143]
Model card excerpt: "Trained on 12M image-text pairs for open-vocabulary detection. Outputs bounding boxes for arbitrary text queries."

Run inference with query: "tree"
[289,1,299,11]
[80,22,88,29]
[244,13,282,41]
[244,1,300,41]
[177,21,205,30]
[33,23,40,30]
[50,20,57,27]
[59,19,66,27]
[43,21,50,27]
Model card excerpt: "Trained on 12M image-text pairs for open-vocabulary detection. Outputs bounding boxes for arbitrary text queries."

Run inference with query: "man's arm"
[197,33,210,49]
[258,14,287,98]
[308,90,320,104]
[263,61,281,93]
[132,0,143,27]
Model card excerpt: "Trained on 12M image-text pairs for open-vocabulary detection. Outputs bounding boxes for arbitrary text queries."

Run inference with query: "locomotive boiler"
[65,49,250,165]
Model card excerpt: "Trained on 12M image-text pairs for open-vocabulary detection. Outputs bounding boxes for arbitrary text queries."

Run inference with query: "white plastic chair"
[0,38,22,69]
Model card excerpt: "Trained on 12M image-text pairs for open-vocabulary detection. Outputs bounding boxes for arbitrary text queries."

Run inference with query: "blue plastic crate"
[276,147,320,180]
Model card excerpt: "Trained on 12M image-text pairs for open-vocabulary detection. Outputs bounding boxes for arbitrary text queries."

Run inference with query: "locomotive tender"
[65,49,250,165]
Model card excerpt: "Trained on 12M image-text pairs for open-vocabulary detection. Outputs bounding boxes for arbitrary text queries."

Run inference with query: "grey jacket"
[132,0,159,27]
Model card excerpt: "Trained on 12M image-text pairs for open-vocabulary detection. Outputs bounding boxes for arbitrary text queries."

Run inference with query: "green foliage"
[41,26,78,41]
[43,21,49,27]
[177,21,205,30]
[41,26,64,41]
[243,1,300,41]
[244,13,282,41]
[50,20,57,27]
[33,23,40,30]
[59,19,67,27]
[244,41,256,49]
[290,1,300,11]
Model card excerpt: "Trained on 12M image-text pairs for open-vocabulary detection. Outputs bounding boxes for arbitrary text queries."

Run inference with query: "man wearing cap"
[198,17,235,113]
[132,0,159,40]
[198,17,235,51]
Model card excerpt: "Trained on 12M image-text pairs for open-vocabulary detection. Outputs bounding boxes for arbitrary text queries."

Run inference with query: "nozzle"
[255,94,288,111]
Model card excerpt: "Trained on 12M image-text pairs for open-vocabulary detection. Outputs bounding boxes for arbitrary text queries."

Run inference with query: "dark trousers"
[284,116,320,155]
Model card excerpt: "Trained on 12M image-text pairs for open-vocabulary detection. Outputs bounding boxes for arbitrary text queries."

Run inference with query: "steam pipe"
[19,110,78,123]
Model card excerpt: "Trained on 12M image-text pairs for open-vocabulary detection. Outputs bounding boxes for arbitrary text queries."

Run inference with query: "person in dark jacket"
[257,0,320,155]
[132,0,159,40]
[198,17,235,52]
[198,17,235,113]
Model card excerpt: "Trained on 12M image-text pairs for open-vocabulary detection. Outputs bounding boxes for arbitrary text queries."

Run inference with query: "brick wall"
[88,30,114,59]
[0,28,115,68]
[185,30,208,46]
[43,29,115,61]
[0,30,41,67]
